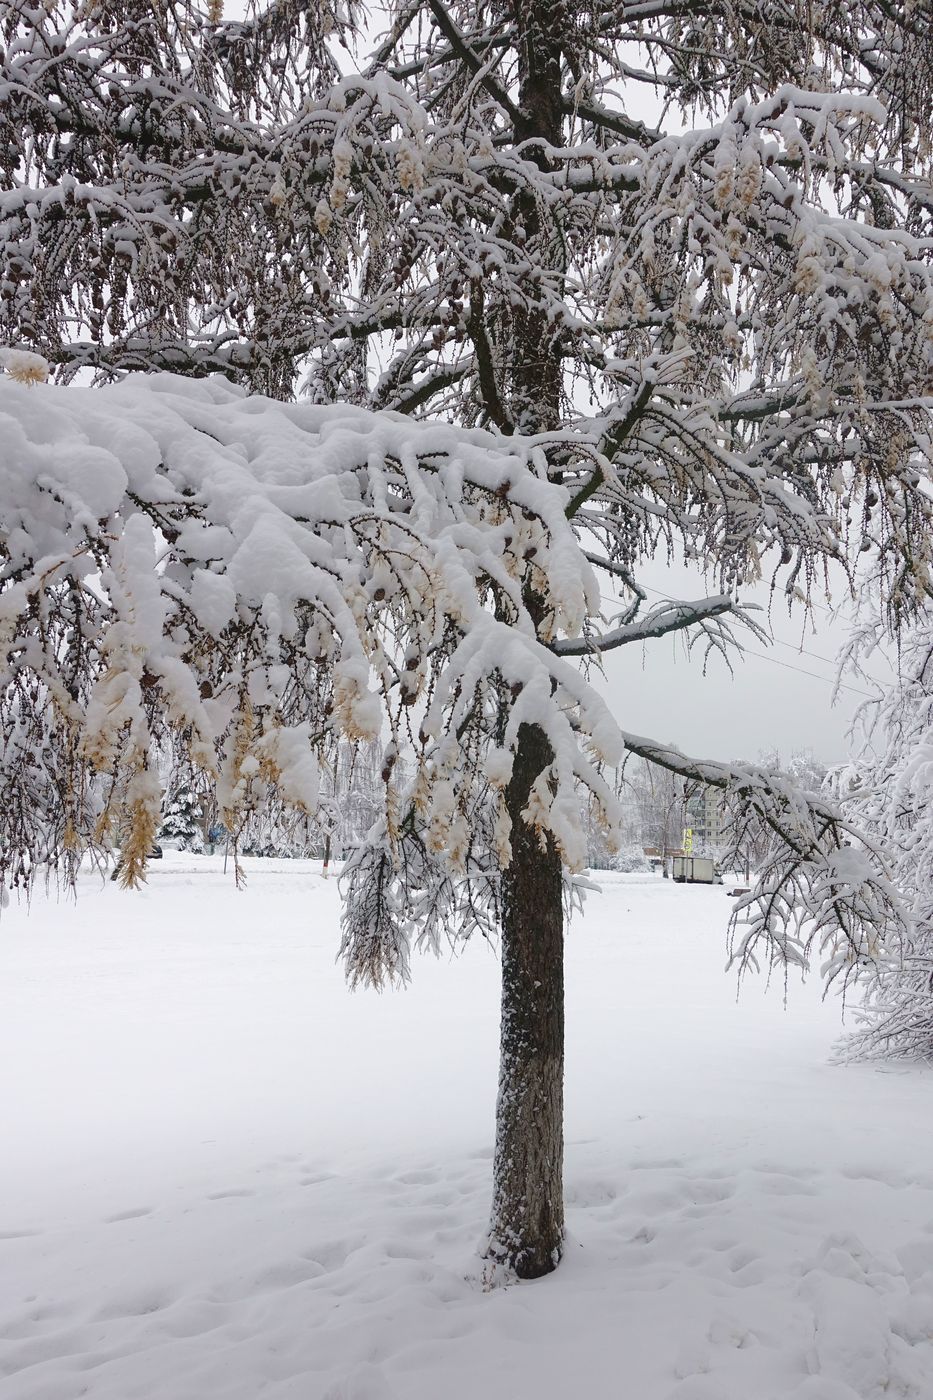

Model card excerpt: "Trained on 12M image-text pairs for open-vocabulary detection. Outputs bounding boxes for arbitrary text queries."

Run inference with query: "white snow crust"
[3,864,933,1399]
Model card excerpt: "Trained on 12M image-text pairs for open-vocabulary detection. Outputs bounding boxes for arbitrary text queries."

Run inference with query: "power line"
[768,633,893,684]
[740,648,875,700]
[591,586,879,699]
[770,636,843,668]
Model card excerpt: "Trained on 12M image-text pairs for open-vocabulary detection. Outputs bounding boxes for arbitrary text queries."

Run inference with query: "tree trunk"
[506,1,565,434]
[483,0,568,1280]
[486,722,565,1278]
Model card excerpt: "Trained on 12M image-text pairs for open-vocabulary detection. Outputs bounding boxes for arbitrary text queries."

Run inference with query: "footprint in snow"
[778,1381,861,1399]
[673,1338,712,1379]
[103,1206,153,1223]
[1,1302,72,1339]
[253,1257,327,1290]
[889,1295,933,1346]
[663,1376,731,1399]
[753,1169,821,1197]
[297,1238,357,1273]
[95,1288,171,1320]
[707,1314,756,1348]
[156,1297,230,1339]
[751,1161,821,1181]
[323,1363,399,1400]
[299,1172,336,1187]
[839,1164,910,1188]
[727,1245,761,1274]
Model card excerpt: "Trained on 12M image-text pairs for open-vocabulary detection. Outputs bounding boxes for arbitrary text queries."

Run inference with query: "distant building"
[684,787,726,853]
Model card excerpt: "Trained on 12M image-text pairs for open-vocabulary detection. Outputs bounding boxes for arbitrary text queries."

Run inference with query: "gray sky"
[590,560,889,767]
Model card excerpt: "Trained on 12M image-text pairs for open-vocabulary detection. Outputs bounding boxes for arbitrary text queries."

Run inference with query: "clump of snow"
[0,346,49,384]
[485,748,513,789]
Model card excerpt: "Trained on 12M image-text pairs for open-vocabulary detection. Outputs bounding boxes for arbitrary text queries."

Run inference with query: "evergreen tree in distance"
[159,786,204,852]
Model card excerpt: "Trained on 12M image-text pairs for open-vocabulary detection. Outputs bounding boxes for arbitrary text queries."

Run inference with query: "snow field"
[3,861,933,1399]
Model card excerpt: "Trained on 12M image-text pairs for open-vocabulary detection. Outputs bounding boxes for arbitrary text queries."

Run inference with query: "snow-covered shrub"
[608,849,653,875]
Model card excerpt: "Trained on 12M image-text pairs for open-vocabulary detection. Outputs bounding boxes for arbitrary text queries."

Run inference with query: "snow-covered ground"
[2,860,933,1400]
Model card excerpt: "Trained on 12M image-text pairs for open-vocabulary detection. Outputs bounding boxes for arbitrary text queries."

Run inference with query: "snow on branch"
[0,372,619,895]
[831,614,933,1059]
[620,732,907,993]
[9,0,933,437]
[551,595,766,661]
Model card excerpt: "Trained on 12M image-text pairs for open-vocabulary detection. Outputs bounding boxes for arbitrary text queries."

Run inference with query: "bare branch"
[422,0,524,127]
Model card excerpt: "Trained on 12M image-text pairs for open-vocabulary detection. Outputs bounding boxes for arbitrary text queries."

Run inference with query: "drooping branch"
[619,729,906,989]
[550,594,738,655]
[0,370,627,897]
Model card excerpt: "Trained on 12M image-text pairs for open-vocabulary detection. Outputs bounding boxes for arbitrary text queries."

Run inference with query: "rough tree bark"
[485,0,568,1278]
[487,722,565,1277]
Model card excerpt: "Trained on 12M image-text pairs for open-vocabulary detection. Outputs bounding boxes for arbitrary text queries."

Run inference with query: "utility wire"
[769,636,848,668]
[739,648,875,700]
[591,584,879,699]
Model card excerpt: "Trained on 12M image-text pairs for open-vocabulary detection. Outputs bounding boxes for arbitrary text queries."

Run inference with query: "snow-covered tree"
[234,739,386,859]
[239,802,313,858]
[2,0,932,1278]
[759,748,828,795]
[629,759,688,873]
[332,739,386,857]
[583,782,645,871]
[160,784,204,851]
[832,621,933,1062]
[0,0,355,396]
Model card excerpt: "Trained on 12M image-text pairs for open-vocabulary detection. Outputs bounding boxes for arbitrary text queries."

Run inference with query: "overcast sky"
[589,559,890,767]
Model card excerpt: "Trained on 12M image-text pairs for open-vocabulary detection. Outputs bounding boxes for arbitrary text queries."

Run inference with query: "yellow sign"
[683,827,693,853]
